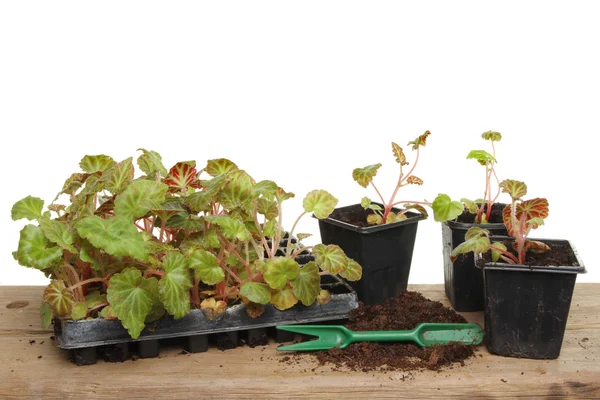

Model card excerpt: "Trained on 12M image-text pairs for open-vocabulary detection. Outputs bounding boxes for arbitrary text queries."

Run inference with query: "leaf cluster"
[12,152,361,338]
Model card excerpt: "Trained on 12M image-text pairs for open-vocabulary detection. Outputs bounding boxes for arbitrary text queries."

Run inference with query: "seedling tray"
[55,272,357,365]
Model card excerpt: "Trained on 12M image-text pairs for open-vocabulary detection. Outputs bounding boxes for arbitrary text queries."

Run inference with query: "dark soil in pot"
[480,239,579,266]
[300,291,478,372]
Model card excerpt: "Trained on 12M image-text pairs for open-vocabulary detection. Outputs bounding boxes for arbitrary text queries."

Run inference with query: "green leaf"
[482,130,502,142]
[527,217,545,230]
[16,225,63,270]
[275,187,295,202]
[270,285,298,311]
[385,212,407,223]
[240,282,271,304]
[85,290,107,309]
[189,250,225,285]
[38,218,77,253]
[76,216,149,261]
[79,155,115,173]
[180,231,220,254]
[184,191,213,213]
[408,130,431,150]
[103,157,134,195]
[43,280,75,317]
[264,257,300,289]
[339,259,362,281]
[218,170,256,209]
[164,161,200,191]
[402,203,428,217]
[114,180,168,219]
[79,240,103,271]
[317,289,332,305]
[70,302,88,320]
[392,142,408,165]
[257,198,278,219]
[56,172,90,199]
[451,229,491,259]
[312,244,348,274]
[367,213,382,225]
[360,196,373,210]
[11,196,44,221]
[107,268,160,339]
[254,180,278,200]
[303,189,338,219]
[40,302,53,329]
[166,213,205,231]
[205,158,239,177]
[352,164,382,188]
[431,194,464,222]
[262,218,278,238]
[491,241,507,262]
[467,150,497,166]
[159,252,192,319]
[460,198,478,214]
[290,262,320,306]
[99,305,118,320]
[145,302,166,323]
[296,233,312,241]
[499,179,527,200]
[465,226,489,241]
[152,199,188,221]
[204,214,250,241]
[137,149,168,179]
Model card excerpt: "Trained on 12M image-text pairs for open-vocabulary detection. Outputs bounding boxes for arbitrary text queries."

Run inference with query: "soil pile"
[314,291,478,372]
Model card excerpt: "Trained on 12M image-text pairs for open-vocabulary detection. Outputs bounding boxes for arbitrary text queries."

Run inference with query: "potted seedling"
[451,179,586,359]
[11,152,361,365]
[317,131,463,305]
[442,131,510,311]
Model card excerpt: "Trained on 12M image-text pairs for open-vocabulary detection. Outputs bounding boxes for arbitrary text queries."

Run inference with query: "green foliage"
[79,155,115,173]
[302,190,338,219]
[11,196,44,221]
[352,164,382,188]
[43,280,75,317]
[392,142,408,165]
[107,268,160,339]
[408,130,431,150]
[159,252,192,319]
[16,225,62,270]
[137,148,168,179]
[482,131,502,141]
[431,194,464,223]
[12,151,363,338]
[499,179,527,200]
[240,282,271,304]
[290,262,320,306]
[189,250,225,285]
[76,216,149,261]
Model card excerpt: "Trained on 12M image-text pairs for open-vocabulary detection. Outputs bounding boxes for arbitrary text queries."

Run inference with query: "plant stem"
[217,232,253,279]
[144,269,165,278]
[489,245,520,264]
[253,206,272,258]
[370,182,386,207]
[68,277,106,292]
[191,277,201,308]
[64,263,84,302]
[285,212,307,257]
[390,200,432,208]
[272,201,284,257]
[291,246,314,259]
[218,260,243,284]
[87,302,109,315]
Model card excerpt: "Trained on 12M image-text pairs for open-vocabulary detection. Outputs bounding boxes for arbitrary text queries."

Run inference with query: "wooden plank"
[0,284,598,399]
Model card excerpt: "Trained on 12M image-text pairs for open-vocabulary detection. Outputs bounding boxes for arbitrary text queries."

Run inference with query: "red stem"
[489,245,520,264]
[144,269,165,278]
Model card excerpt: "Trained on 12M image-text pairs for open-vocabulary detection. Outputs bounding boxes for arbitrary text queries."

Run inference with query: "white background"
[1,1,598,286]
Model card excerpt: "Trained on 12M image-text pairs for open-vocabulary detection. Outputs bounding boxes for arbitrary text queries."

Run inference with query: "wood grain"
[0,284,598,399]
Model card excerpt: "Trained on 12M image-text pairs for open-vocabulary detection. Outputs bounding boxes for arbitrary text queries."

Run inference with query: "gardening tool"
[276,323,484,351]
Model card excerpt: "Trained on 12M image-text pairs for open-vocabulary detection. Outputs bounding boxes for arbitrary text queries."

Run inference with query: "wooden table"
[0,284,598,399]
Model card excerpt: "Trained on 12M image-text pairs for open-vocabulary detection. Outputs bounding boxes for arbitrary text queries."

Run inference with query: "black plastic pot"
[477,238,586,359]
[442,203,508,311]
[317,203,426,306]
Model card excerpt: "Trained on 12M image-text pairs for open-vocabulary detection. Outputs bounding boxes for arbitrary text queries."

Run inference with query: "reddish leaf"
[407,130,431,150]
[517,198,549,221]
[163,161,201,191]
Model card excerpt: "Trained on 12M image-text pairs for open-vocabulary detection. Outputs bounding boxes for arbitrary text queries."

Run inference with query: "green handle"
[351,329,420,345]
